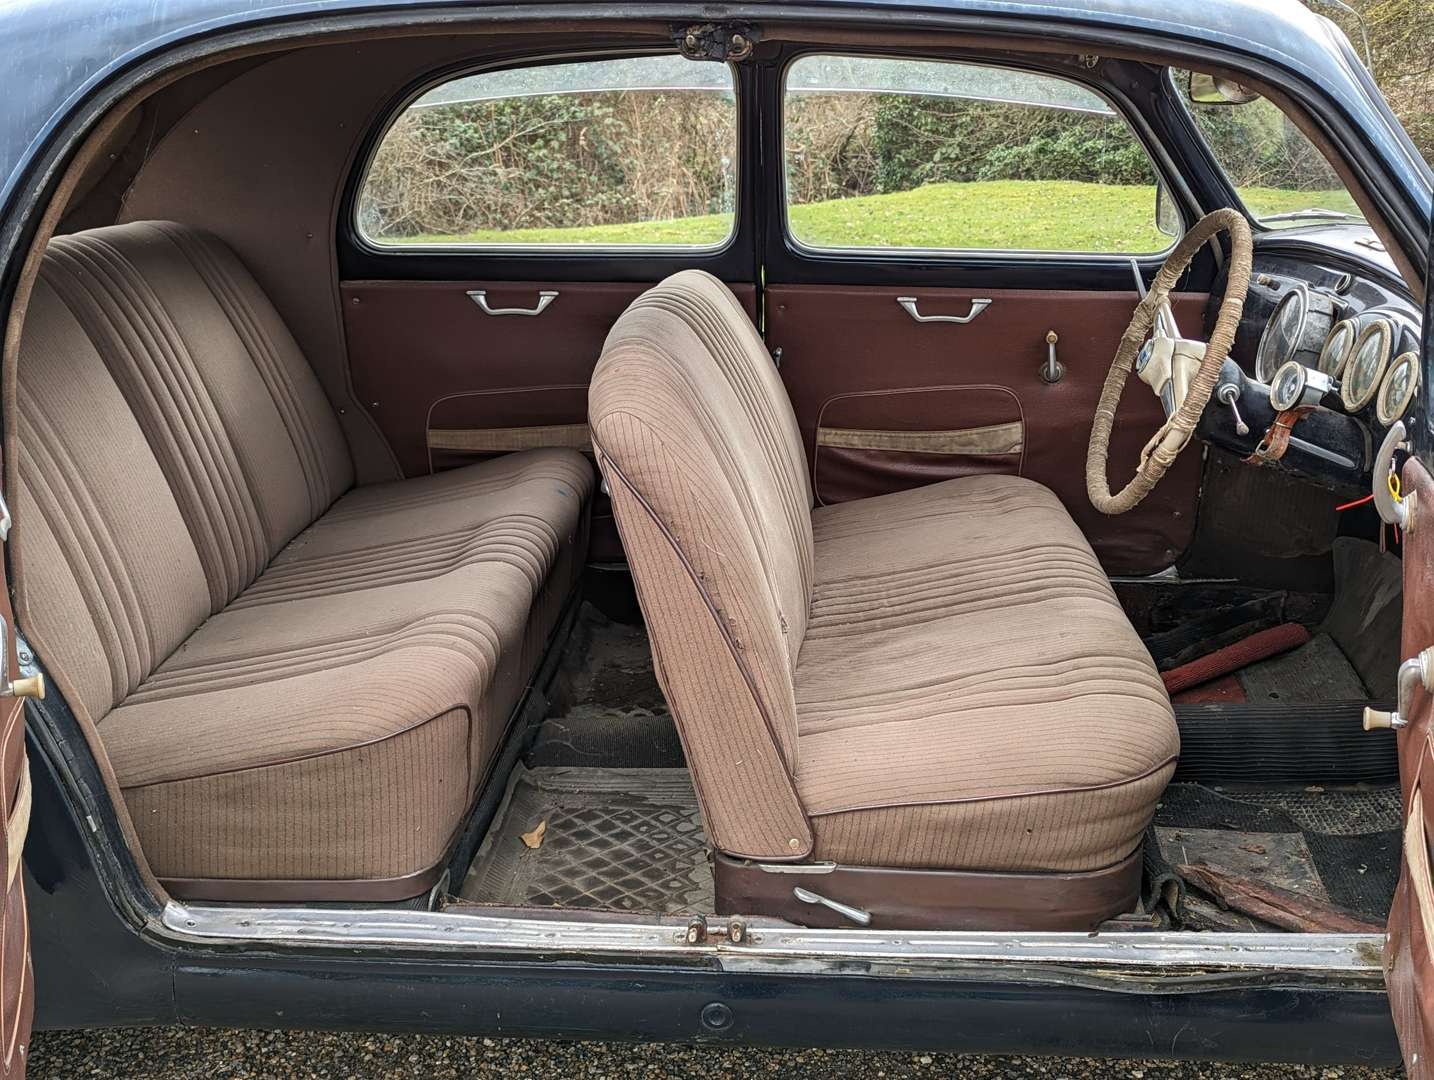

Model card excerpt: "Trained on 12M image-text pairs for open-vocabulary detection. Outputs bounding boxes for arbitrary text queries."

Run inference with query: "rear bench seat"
[14,221,592,901]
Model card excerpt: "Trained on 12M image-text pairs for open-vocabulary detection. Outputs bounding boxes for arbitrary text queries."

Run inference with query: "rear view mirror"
[1187,70,1259,106]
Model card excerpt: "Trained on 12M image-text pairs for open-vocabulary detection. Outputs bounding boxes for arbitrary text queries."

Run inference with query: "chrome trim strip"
[161,902,1385,986]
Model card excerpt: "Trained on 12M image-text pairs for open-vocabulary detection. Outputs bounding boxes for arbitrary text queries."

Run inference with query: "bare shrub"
[785,93,879,204]
[359,91,734,239]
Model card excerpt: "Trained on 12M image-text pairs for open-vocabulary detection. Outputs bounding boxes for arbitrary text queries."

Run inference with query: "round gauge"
[1376,351,1420,426]
[1270,361,1309,412]
[1255,284,1338,383]
[1269,360,1338,412]
[1317,318,1359,377]
[1340,317,1394,411]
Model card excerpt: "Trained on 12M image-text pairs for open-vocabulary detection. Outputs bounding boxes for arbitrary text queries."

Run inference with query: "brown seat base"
[714,847,1143,931]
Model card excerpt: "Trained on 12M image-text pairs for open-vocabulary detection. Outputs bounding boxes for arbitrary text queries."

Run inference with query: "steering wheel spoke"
[1087,209,1253,515]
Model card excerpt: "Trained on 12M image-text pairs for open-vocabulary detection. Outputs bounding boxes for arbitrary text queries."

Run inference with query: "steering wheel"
[1086,208,1253,515]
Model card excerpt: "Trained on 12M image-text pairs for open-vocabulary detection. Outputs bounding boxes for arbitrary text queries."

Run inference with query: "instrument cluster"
[1252,274,1422,428]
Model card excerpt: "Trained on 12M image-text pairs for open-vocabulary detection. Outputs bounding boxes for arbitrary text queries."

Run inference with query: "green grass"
[394,180,1362,250]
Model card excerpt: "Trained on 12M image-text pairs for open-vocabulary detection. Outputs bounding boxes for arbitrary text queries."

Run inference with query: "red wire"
[1335,493,1375,512]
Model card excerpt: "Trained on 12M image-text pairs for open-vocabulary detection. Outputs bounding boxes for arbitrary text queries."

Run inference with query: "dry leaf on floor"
[520,819,548,849]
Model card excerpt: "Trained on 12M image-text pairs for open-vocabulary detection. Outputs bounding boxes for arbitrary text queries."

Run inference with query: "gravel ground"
[26,1029,1406,1079]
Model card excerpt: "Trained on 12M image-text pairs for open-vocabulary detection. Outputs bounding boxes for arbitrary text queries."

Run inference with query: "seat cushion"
[796,474,1178,873]
[99,450,591,892]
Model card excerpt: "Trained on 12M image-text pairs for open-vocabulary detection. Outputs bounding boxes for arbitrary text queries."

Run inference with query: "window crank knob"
[2,674,44,700]
[1040,330,1064,383]
[1363,648,1434,731]
[1363,706,1405,731]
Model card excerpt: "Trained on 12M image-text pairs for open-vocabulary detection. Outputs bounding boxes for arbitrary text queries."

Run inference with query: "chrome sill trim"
[161,902,1384,986]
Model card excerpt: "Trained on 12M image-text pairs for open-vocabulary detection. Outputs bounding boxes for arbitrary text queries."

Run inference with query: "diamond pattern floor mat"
[459,766,712,914]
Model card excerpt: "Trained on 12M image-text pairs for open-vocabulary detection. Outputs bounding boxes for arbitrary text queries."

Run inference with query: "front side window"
[1174,71,1365,230]
[783,55,1170,254]
[358,55,737,248]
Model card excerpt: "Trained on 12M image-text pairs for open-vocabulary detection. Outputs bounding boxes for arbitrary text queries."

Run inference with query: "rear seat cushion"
[797,475,1178,872]
[16,222,593,895]
[103,451,590,886]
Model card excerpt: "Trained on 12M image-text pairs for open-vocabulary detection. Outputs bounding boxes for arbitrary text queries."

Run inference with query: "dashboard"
[1197,236,1424,491]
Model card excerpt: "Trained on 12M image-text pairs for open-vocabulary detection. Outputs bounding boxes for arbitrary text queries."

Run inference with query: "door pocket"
[812,385,1024,505]
[425,385,591,472]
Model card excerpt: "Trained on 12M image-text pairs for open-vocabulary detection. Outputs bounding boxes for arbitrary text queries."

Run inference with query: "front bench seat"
[15,222,591,900]
[590,270,1177,930]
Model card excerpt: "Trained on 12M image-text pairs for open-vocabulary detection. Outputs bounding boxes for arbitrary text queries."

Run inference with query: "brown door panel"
[766,284,1208,576]
[342,279,755,562]
[1389,457,1434,1077]
[342,279,757,478]
[0,696,28,1079]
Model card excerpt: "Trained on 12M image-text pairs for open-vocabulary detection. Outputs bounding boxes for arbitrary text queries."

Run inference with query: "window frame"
[346,48,745,260]
[776,50,1185,262]
[1165,67,1367,237]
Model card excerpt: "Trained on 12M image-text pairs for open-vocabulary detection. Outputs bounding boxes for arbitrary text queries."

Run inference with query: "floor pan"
[1153,783,1400,929]
[459,765,713,914]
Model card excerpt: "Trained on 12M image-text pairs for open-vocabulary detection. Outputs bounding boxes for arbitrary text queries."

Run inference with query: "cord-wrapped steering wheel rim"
[1086,207,1253,516]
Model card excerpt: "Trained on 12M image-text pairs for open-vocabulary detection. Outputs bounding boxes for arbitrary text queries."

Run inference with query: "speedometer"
[1255,284,1336,383]
[1376,351,1420,426]
[1340,317,1394,412]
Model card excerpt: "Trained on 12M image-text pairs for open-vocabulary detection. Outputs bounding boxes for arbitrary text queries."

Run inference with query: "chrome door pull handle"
[467,289,559,316]
[896,296,991,324]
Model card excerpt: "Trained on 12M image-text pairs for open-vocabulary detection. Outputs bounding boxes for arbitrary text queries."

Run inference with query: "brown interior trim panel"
[161,863,447,904]
[714,846,1143,931]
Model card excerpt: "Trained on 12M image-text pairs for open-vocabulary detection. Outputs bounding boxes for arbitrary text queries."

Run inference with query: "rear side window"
[358,55,738,249]
[783,55,1171,254]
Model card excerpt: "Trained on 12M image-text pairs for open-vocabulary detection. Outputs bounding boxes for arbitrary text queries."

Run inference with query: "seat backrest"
[40,222,353,609]
[14,222,354,723]
[589,270,817,861]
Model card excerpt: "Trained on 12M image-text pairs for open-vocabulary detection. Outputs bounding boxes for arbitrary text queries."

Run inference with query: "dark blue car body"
[1,0,1429,1067]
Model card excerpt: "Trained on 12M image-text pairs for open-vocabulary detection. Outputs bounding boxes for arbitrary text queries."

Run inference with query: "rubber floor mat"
[459,765,712,914]
[527,603,685,769]
[1154,783,1399,923]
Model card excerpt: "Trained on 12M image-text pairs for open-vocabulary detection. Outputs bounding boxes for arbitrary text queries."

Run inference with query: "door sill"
[158,901,1386,992]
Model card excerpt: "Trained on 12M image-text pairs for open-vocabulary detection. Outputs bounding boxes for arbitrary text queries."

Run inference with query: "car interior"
[4,21,1425,938]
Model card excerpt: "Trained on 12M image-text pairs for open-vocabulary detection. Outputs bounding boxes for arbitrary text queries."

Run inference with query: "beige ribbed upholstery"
[591,270,1177,876]
[15,222,592,896]
[800,477,1177,871]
